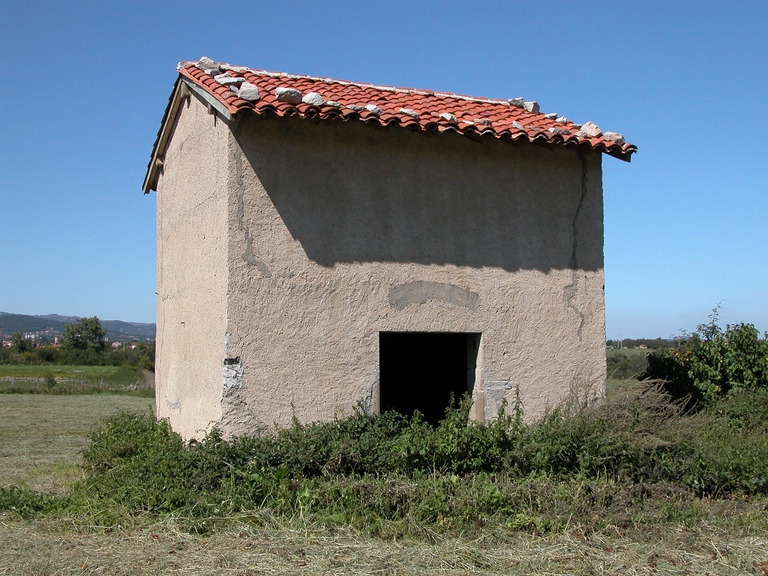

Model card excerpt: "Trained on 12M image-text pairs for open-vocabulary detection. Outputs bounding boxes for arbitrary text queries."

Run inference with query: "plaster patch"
[483,380,513,421]
[234,147,271,277]
[389,281,480,311]
[223,357,243,396]
[360,379,378,415]
[166,399,181,410]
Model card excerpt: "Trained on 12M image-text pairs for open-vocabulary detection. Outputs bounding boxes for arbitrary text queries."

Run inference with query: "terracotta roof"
[144,57,635,192]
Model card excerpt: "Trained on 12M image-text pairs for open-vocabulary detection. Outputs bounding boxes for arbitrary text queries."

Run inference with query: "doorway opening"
[379,332,480,425]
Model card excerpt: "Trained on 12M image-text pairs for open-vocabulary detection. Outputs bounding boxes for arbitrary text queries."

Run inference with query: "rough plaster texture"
[156,92,606,438]
[155,95,229,439]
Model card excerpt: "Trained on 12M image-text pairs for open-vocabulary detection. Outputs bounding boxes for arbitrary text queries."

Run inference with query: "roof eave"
[143,77,185,194]
[144,63,637,192]
[142,77,235,194]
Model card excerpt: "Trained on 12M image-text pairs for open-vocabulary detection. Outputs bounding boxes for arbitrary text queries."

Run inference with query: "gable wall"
[218,115,606,434]
[155,93,231,438]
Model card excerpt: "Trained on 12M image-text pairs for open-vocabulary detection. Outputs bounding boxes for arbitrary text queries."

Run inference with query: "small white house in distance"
[143,57,636,439]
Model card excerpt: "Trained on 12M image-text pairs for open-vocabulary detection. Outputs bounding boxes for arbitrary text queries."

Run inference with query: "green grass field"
[0,364,154,396]
[606,348,652,380]
[0,394,154,491]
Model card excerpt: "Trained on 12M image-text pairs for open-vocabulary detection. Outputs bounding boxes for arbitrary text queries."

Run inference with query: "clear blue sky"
[1,1,766,339]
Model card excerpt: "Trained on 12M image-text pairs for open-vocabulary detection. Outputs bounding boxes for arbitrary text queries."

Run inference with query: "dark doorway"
[379,332,480,425]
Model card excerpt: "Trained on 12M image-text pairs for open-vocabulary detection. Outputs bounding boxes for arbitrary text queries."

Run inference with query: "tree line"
[1,317,154,371]
[606,337,676,349]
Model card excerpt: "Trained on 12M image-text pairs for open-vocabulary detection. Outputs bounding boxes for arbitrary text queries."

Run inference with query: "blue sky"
[1,1,766,338]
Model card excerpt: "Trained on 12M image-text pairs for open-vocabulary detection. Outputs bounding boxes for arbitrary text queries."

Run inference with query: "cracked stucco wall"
[215,112,605,435]
[155,92,230,439]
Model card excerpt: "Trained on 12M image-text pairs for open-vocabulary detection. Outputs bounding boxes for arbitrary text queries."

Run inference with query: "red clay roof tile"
[144,59,636,191]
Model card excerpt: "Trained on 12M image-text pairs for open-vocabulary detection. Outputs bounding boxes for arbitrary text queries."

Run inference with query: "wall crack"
[242,234,272,277]
[235,145,245,231]
[563,152,589,340]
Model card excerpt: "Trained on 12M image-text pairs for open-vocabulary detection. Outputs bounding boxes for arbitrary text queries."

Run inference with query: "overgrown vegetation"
[1,317,154,371]
[644,307,768,409]
[2,311,767,557]
[0,339,154,370]
[2,382,766,538]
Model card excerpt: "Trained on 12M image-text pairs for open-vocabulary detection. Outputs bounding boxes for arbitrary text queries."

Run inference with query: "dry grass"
[2,393,767,574]
[0,394,153,491]
[0,516,766,575]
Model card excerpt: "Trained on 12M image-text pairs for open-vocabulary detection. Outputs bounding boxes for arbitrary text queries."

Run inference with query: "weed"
[0,486,57,517]
[43,372,57,389]
[2,382,766,540]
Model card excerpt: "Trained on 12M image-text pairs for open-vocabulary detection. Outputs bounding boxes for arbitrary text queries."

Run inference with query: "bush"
[643,309,768,407]
[522,383,683,482]
[2,379,765,532]
[36,345,60,363]
[64,383,767,521]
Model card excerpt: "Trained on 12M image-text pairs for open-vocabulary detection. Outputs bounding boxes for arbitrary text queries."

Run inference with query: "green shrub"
[70,384,766,511]
[0,340,154,371]
[43,372,57,389]
[36,345,60,363]
[643,309,768,407]
[77,412,292,516]
[0,486,57,518]
[4,381,765,530]
[669,390,768,495]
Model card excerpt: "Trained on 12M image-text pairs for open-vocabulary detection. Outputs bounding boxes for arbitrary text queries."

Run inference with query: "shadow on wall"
[234,115,602,272]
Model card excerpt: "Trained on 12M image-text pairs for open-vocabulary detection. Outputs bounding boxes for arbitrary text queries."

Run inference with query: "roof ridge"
[181,60,516,107]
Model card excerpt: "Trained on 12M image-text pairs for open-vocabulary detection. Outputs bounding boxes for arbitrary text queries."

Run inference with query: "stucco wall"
[155,93,231,438]
[217,114,606,435]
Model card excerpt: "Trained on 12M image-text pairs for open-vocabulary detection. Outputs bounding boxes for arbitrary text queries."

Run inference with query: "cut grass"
[0,394,154,491]
[0,364,154,396]
[1,388,767,574]
[0,516,766,575]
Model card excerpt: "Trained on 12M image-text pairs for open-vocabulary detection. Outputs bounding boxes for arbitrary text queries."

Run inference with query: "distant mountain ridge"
[0,312,155,342]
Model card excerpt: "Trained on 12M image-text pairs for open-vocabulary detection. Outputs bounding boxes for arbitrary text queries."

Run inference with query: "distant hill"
[0,312,155,342]
[39,314,81,324]
[101,320,156,340]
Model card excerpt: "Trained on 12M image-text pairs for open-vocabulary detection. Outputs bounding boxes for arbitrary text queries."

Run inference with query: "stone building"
[143,57,635,439]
